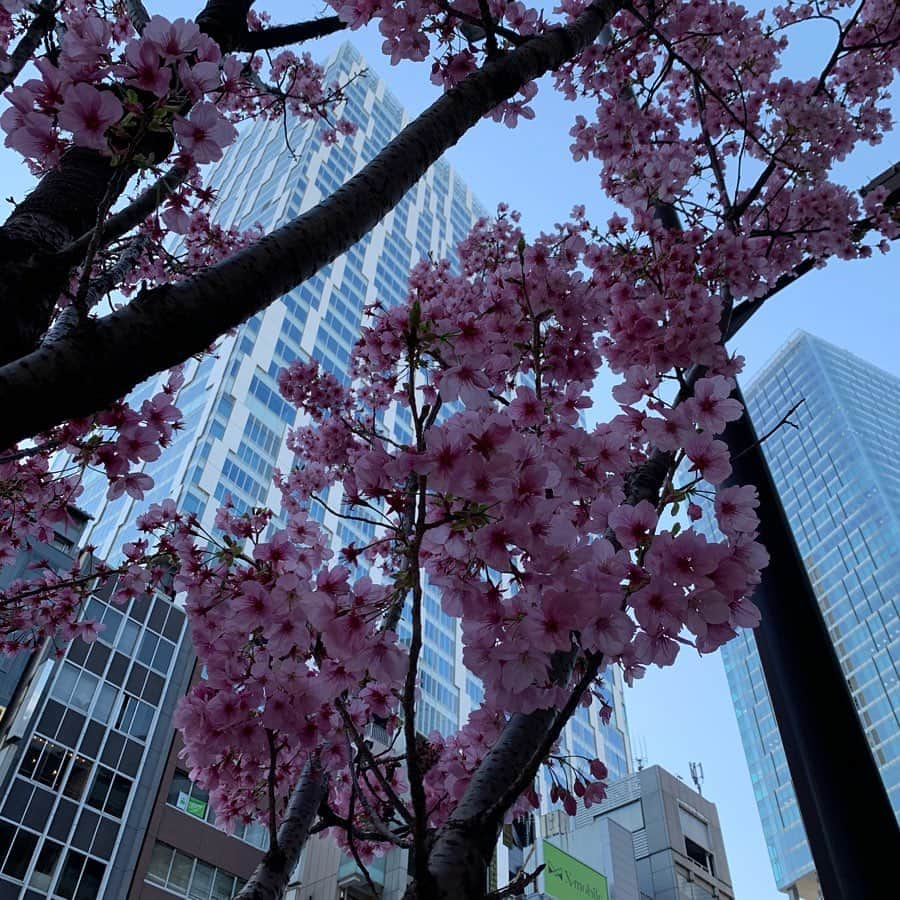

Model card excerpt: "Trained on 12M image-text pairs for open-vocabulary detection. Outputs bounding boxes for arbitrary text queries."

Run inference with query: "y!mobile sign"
[542,841,610,900]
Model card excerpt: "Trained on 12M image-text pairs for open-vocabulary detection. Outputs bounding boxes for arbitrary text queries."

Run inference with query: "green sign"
[186,795,208,819]
[543,841,609,900]
[176,791,209,820]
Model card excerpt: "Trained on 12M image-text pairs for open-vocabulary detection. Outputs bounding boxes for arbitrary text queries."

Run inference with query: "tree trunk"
[0,0,276,370]
[234,756,327,900]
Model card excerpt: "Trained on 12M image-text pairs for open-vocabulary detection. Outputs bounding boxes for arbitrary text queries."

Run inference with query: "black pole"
[723,384,900,896]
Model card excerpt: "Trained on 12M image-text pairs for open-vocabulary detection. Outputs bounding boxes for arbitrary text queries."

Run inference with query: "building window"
[62,752,93,801]
[0,822,38,880]
[86,766,131,818]
[114,694,154,741]
[136,630,175,673]
[146,841,245,899]
[29,838,64,892]
[55,849,106,899]
[166,770,269,850]
[684,836,716,875]
[167,770,210,820]
[51,663,99,715]
[19,735,69,792]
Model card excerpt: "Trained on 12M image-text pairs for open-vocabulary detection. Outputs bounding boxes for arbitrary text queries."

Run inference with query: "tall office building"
[0,42,631,899]
[77,39,486,748]
[713,332,900,899]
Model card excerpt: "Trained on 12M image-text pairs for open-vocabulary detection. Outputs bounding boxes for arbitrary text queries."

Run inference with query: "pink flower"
[645,532,721,588]
[685,376,743,433]
[643,405,692,452]
[177,59,222,102]
[684,433,732,485]
[122,39,171,96]
[476,521,517,573]
[612,365,659,405]
[173,101,236,163]
[519,591,580,652]
[508,386,545,427]
[106,472,153,500]
[715,485,759,537]
[608,500,658,549]
[57,83,123,152]
[632,631,680,667]
[415,428,467,493]
[581,608,635,656]
[437,357,491,407]
[116,424,162,463]
[143,16,201,63]
[499,643,548,694]
[3,112,61,165]
[630,580,687,634]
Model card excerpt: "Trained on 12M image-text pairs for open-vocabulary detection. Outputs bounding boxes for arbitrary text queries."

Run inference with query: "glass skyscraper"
[716,332,900,898]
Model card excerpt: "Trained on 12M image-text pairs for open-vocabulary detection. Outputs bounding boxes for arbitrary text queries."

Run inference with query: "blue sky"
[2,5,898,898]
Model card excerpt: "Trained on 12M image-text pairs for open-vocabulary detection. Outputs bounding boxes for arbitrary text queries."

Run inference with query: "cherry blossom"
[173,101,236,164]
[57,83,123,152]
[0,2,895,894]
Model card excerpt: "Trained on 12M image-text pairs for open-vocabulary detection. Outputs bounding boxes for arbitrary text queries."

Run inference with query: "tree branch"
[234,754,326,900]
[58,166,189,261]
[726,161,900,341]
[0,0,292,373]
[236,17,347,51]
[0,0,56,93]
[123,0,151,34]
[0,0,625,448]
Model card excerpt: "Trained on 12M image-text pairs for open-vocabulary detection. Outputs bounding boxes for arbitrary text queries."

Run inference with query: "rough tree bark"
[0,0,342,373]
[234,755,327,900]
[0,0,623,447]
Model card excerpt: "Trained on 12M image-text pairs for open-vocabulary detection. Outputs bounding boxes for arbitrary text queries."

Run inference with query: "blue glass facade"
[718,332,900,893]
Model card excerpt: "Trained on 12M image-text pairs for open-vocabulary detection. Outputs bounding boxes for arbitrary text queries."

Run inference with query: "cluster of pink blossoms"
[0,0,895,860]
[0,366,183,653]
[1,6,355,174]
[2,11,234,168]
[126,207,769,838]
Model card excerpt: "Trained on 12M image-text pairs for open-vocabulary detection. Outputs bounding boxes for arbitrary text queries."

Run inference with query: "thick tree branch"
[0,0,625,448]
[195,0,254,51]
[0,0,262,370]
[236,17,347,51]
[0,147,164,369]
[0,0,56,93]
[234,754,326,900]
[123,0,150,34]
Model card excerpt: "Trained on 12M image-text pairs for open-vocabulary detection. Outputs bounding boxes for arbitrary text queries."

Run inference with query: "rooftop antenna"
[635,737,648,772]
[689,761,705,796]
